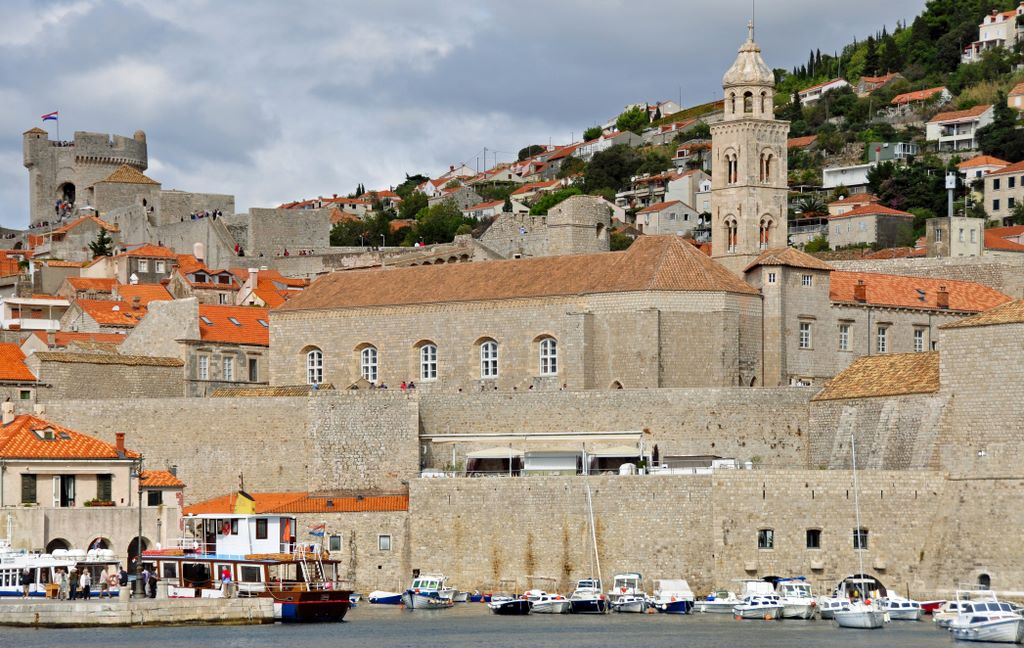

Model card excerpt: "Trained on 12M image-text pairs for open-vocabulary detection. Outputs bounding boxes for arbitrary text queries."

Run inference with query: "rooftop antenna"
[751,0,755,40]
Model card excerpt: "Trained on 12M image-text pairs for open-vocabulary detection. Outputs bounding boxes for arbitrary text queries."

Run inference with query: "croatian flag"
[308,523,326,537]
[41,111,58,122]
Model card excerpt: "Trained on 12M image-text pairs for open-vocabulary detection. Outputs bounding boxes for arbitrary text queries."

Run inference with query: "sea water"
[0,603,950,647]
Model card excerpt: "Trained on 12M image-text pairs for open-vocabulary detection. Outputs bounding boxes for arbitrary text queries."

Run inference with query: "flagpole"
[55,111,59,143]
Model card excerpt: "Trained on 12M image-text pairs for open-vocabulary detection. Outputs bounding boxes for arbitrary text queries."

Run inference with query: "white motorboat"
[451,591,468,603]
[525,590,570,614]
[612,594,647,613]
[568,578,609,614]
[650,578,695,614]
[696,590,740,614]
[775,577,817,619]
[368,590,403,605]
[818,596,850,619]
[935,599,971,628]
[733,594,783,620]
[879,595,922,621]
[834,600,887,629]
[608,572,643,602]
[947,592,1024,643]
[401,574,454,610]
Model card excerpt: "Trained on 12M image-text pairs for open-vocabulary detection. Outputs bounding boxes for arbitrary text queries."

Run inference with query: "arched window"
[743,91,753,113]
[725,218,738,253]
[480,340,498,379]
[306,349,323,385]
[360,346,378,383]
[729,92,736,114]
[419,344,438,381]
[539,337,558,376]
[978,573,991,590]
[759,217,773,250]
[760,91,768,114]
[725,153,739,185]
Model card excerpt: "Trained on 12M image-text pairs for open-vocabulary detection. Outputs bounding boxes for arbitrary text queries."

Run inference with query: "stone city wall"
[28,356,186,402]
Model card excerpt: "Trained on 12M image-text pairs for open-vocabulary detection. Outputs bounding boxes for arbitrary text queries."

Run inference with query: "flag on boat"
[41,111,58,121]
[308,523,326,537]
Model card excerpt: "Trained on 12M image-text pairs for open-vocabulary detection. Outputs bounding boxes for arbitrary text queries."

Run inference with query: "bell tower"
[710,22,790,274]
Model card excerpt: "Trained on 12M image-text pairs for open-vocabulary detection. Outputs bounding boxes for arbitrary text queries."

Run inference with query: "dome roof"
[723,23,774,89]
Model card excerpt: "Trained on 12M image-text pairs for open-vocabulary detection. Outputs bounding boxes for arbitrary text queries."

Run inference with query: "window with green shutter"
[97,474,112,502]
[21,474,36,504]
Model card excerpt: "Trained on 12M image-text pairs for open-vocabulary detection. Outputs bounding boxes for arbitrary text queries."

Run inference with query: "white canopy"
[587,445,642,457]
[465,447,524,459]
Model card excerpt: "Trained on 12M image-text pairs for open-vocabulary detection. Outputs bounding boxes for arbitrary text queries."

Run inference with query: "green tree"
[868,160,947,217]
[518,145,544,161]
[557,156,586,179]
[797,195,827,216]
[803,234,830,253]
[862,36,879,77]
[616,106,649,135]
[530,187,582,215]
[394,173,429,199]
[399,191,428,219]
[412,199,471,244]
[502,196,513,212]
[89,228,113,257]
[610,232,634,251]
[583,126,603,141]
[583,145,642,193]
[688,121,712,140]
[977,94,1024,161]
[1008,201,1024,225]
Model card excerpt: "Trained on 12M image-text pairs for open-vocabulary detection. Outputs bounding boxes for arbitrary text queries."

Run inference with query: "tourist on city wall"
[148,571,158,599]
[57,569,69,600]
[68,566,78,600]
[19,568,30,598]
[80,569,92,600]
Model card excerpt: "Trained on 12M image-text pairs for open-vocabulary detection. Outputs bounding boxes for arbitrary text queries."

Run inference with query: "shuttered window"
[97,474,112,502]
[21,474,36,504]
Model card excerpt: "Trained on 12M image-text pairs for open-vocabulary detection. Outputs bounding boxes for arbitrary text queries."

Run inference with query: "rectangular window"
[994,199,1001,211]
[256,519,268,540]
[801,274,812,287]
[162,562,178,579]
[248,358,258,383]
[97,474,112,502]
[853,528,869,550]
[147,490,162,506]
[155,261,165,273]
[877,327,888,353]
[218,293,228,304]
[378,535,392,552]
[1011,177,1017,189]
[329,535,342,552]
[231,519,239,535]
[970,229,977,243]
[914,328,925,353]
[767,272,776,284]
[799,322,812,350]
[806,529,821,549]
[21,474,36,504]
[198,356,208,380]
[994,178,1001,190]
[19,390,31,400]
[239,566,262,583]
[222,357,234,381]
[959,228,965,242]
[757,529,774,550]
[838,324,850,351]
[1011,198,1017,210]
[936,229,943,242]
[138,259,149,272]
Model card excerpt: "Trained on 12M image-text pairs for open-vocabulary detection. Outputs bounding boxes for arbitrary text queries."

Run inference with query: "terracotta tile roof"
[546,144,580,161]
[812,352,939,401]
[863,246,926,259]
[511,180,559,196]
[49,215,119,237]
[66,277,115,293]
[184,491,408,515]
[891,86,948,105]
[31,351,183,366]
[0,343,36,382]
[116,243,177,259]
[744,247,835,273]
[140,470,185,488]
[829,203,913,220]
[1010,82,1024,97]
[637,200,683,214]
[43,260,84,268]
[280,235,758,314]
[30,331,126,349]
[830,271,1012,313]
[787,135,818,149]
[860,72,900,85]
[175,255,206,274]
[987,160,1024,176]
[99,164,159,185]
[198,305,270,346]
[389,219,415,232]
[958,155,1009,170]
[829,193,879,207]
[210,384,336,397]
[115,283,173,305]
[330,208,360,225]
[75,299,147,327]
[0,414,139,460]
[940,299,1024,329]
[229,268,308,289]
[984,230,1024,252]
[928,104,992,124]
[467,200,505,211]
[987,225,1024,237]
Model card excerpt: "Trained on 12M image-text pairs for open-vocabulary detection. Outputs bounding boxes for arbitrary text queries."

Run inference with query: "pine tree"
[502,196,513,213]
[88,228,113,258]
[863,37,879,77]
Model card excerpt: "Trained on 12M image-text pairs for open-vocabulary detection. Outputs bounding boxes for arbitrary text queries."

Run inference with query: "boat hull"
[270,590,351,623]
[950,617,1024,643]
[655,600,693,614]
[834,609,886,629]
[781,601,816,619]
[886,608,922,621]
[531,600,570,614]
[696,600,736,614]
[402,591,453,609]
[734,605,782,620]
[920,600,945,614]
[613,600,647,613]
[569,598,610,614]
[489,599,531,615]
[452,592,468,603]
[368,591,403,605]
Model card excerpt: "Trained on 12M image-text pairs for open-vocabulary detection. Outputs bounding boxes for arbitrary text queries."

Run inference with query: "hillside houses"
[926,105,994,152]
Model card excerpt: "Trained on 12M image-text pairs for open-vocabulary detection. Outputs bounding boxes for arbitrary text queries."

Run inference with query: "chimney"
[937,285,950,309]
[169,465,178,477]
[46,330,56,348]
[332,193,337,199]
[2,402,14,425]
[247,268,259,293]
[854,280,867,303]
[115,432,125,456]
[131,295,141,310]
[450,165,455,172]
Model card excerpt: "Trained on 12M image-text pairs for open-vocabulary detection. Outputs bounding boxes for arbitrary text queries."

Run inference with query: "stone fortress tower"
[23,128,148,225]
[710,22,790,274]
[545,194,612,256]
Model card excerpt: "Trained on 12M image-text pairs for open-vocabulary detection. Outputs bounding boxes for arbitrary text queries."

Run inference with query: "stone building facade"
[477,195,612,259]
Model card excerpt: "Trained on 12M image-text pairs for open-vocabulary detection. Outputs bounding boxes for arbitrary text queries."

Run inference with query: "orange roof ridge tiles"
[183,491,408,515]
[637,200,683,214]
[940,299,1024,329]
[891,86,948,105]
[0,343,36,382]
[198,304,270,346]
[958,155,1009,170]
[115,283,173,305]
[812,352,939,401]
[829,271,1012,313]
[74,299,148,326]
[279,235,758,314]
[928,104,992,124]
[140,470,185,488]
[30,331,126,348]
[986,160,1024,176]
[829,203,912,220]
[100,164,159,185]
[829,193,879,206]
[744,247,835,273]
[0,414,139,460]
[49,215,119,237]
[117,243,177,258]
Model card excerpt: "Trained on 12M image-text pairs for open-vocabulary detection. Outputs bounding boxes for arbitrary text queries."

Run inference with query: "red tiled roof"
[0,343,36,382]
[941,299,1024,329]
[511,180,559,196]
[175,255,206,275]
[863,246,927,259]
[30,331,126,349]
[744,247,835,273]
[928,104,992,124]
[49,215,118,237]
[830,271,1012,312]
[787,135,818,149]
[829,203,913,220]
[66,277,115,292]
[75,299,148,327]
[637,200,682,214]
[140,470,185,488]
[0,415,138,460]
[987,160,1024,176]
[959,155,1010,170]
[891,86,947,105]
[466,200,504,211]
[115,283,173,305]
[116,244,177,259]
[860,73,901,85]
[829,193,880,206]
[984,230,1024,252]
[389,219,415,233]
[183,491,408,515]
[198,305,270,346]
[546,144,580,161]
[1009,82,1024,97]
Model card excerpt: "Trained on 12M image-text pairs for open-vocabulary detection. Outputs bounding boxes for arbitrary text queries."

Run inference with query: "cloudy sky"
[0,0,924,228]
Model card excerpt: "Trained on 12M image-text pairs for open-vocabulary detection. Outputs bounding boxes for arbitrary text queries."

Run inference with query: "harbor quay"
[0,596,273,627]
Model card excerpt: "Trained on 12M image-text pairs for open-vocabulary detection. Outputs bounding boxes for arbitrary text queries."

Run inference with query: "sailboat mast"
[851,434,866,586]
[586,483,602,589]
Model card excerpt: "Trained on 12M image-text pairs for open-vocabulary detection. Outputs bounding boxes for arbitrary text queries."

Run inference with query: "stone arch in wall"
[610,380,624,390]
[45,538,71,553]
[88,536,112,550]
[57,182,75,205]
[127,536,151,565]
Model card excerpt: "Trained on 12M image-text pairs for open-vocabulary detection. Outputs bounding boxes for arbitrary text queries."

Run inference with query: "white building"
[822,163,875,192]
[797,78,850,105]
[926,105,995,152]
[0,296,69,332]
[962,4,1024,64]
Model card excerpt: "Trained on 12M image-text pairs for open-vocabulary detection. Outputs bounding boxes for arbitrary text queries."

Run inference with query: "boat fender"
[865,599,871,605]
[810,600,816,607]
[764,613,772,621]
[670,596,677,602]
[621,587,627,593]
[599,594,605,600]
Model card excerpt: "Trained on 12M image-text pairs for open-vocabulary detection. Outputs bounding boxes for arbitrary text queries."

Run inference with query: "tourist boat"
[650,578,695,614]
[733,594,783,620]
[935,599,971,628]
[775,577,817,619]
[920,599,945,614]
[525,589,570,614]
[947,591,1024,643]
[608,572,643,602]
[696,590,741,614]
[401,573,454,610]
[148,513,351,622]
[568,578,609,614]
[488,595,532,615]
[611,594,647,613]
[818,596,850,619]
[0,542,119,598]
[878,595,923,621]
[368,590,403,605]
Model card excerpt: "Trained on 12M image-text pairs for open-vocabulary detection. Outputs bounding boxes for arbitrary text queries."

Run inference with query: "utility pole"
[946,171,956,257]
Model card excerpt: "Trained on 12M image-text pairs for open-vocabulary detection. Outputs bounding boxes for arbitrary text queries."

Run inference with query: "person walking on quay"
[68,566,78,600]
[57,569,69,600]
[19,568,31,598]
[80,569,92,600]
[148,571,158,599]
[107,570,120,598]
[99,567,110,599]
[118,565,128,593]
